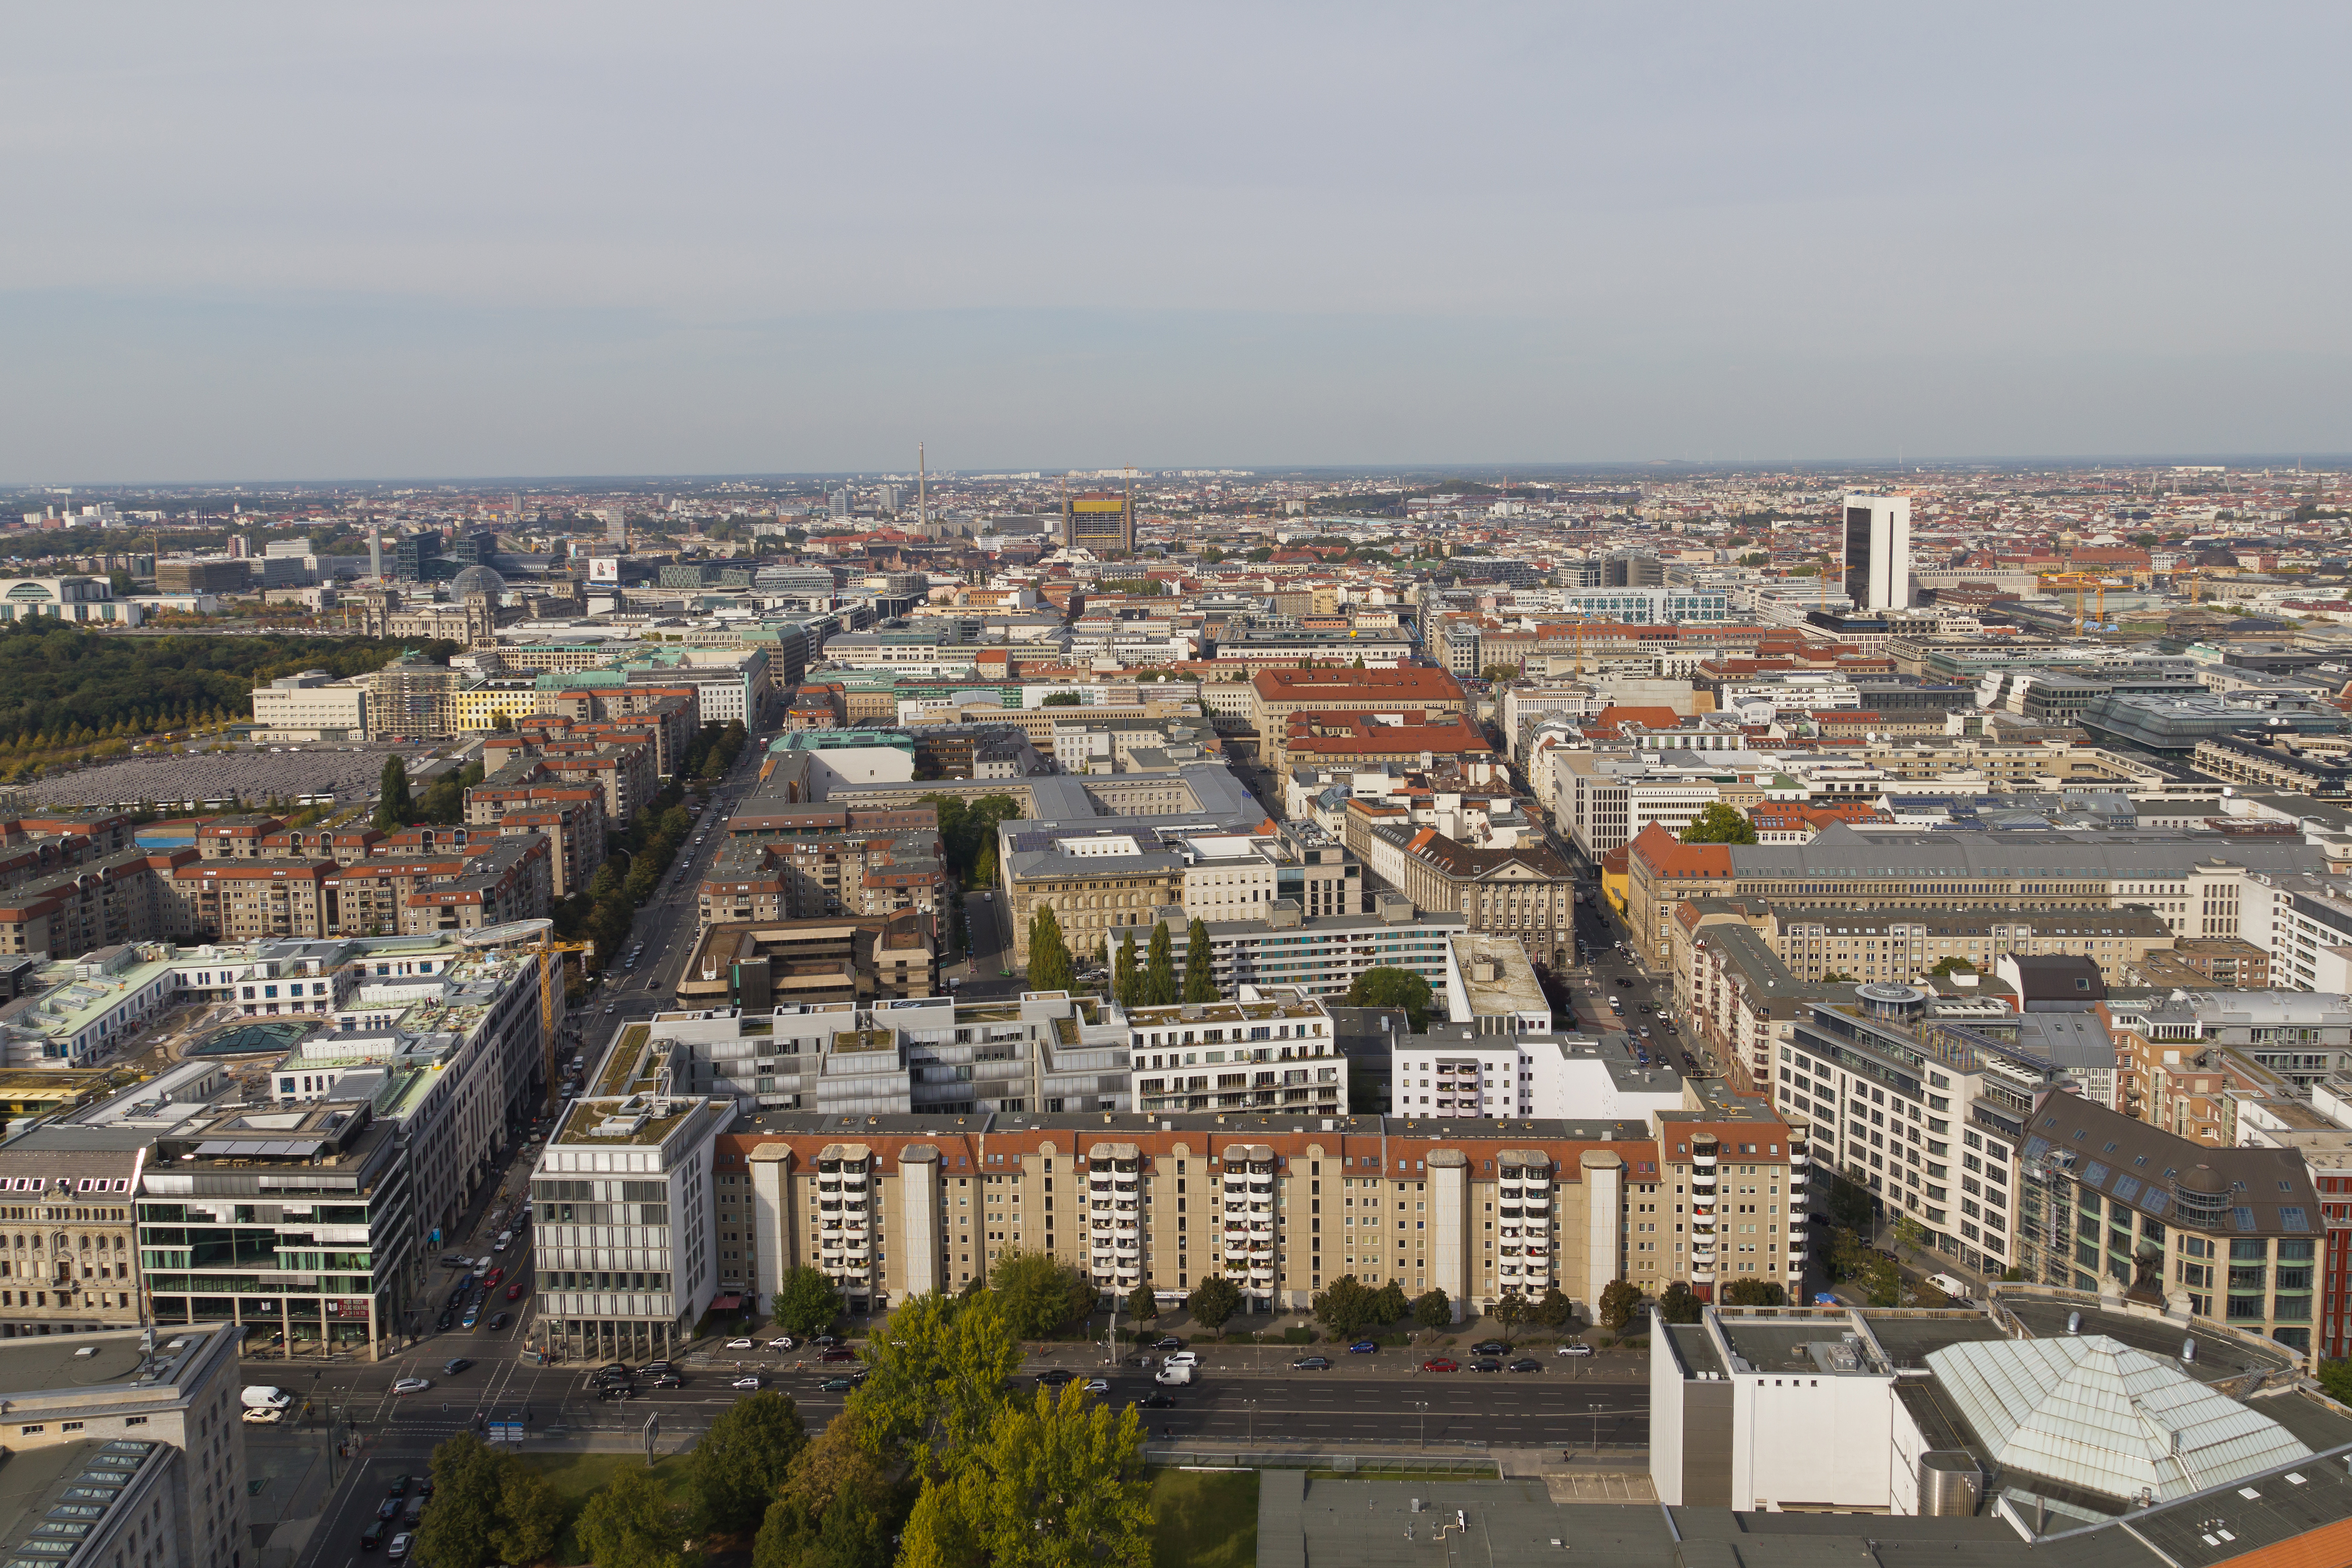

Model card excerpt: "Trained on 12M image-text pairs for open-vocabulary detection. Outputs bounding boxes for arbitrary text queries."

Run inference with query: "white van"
[240,1385,291,1410]
[1153,1363,1194,1386]
[1925,1272,1972,1302]
[494,1230,514,1252]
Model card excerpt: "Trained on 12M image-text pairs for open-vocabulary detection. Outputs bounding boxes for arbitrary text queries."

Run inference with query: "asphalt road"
[277,1357,1649,1568]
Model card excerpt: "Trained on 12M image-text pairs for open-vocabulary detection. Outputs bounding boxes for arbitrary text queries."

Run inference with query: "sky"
[5,4,2350,483]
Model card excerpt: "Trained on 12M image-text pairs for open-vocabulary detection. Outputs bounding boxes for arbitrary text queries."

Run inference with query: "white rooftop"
[1927,1333,2310,1504]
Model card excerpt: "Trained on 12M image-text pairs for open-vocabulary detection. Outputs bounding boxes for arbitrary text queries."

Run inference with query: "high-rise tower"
[1841,493,1912,612]
[1061,472,1134,553]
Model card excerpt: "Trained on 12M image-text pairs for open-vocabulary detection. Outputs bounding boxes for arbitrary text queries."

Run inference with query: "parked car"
[1348,1340,1378,1354]
[391,1377,432,1395]
[767,1335,795,1350]
[726,1337,755,1349]
[1161,1350,1199,1368]
[1508,1358,1542,1373]
[1420,1357,1460,1373]
[1469,1359,1503,1374]
[1290,1355,1331,1371]
[1470,1341,1507,1356]
[1152,1335,1184,1351]
[820,1348,857,1363]
[1557,1343,1594,1357]
[811,1334,841,1347]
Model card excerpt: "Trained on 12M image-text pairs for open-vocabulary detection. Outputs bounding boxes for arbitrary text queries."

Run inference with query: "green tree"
[771,1265,841,1339]
[898,1384,1150,1568]
[1187,1274,1242,1332]
[1371,1280,1409,1325]
[2317,1359,2352,1408]
[806,1487,893,1568]
[1311,1275,1379,1340]
[846,1291,1023,1469]
[688,1390,810,1534]
[1488,1291,1528,1343]
[990,1249,1091,1338]
[1821,970,1856,984]
[1111,940,1138,1008]
[1533,1285,1577,1331]
[1927,956,1976,977]
[576,1466,687,1568]
[1181,918,1218,1003]
[373,754,411,831]
[1720,1279,1787,1307]
[1656,1280,1701,1324]
[1892,1215,1931,1254]
[1344,966,1433,1031]
[1679,803,1758,845]
[1141,920,1177,1005]
[1597,1279,1642,1334]
[1412,1288,1451,1332]
[1027,905,1075,994]
[1040,691,1084,707]
[411,1433,506,1568]
[1124,1282,1157,1322]
[493,1461,563,1566]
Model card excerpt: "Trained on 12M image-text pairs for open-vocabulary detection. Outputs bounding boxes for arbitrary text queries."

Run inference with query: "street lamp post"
[1243,1397,1258,1446]
[1412,1399,1430,1451]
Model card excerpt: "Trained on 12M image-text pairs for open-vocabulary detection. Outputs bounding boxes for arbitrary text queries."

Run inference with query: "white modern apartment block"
[1551,751,1729,859]
[529,1024,729,1363]
[1841,493,1912,612]
[1124,993,1345,1115]
[1178,834,1278,922]
[249,671,370,741]
[638,992,1132,1115]
[1391,1025,1690,1122]
[1108,902,1464,1006]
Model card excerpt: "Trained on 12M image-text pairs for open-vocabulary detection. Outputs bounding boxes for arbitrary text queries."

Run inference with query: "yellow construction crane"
[2043,572,2109,635]
[462,920,594,1112]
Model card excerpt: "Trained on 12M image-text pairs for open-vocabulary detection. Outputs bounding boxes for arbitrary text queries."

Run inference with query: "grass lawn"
[1149,1467,1258,1568]
[514,1451,693,1563]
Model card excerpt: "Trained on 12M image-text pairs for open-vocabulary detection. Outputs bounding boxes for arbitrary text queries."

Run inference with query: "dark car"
[642,1360,673,1375]
[434,1311,453,1332]
[1152,1335,1184,1351]
[446,1288,466,1310]
[820,1348,857,1363]
[387,1476,411,1497]
[1469,1359,1502,1374]
[1470,1340,1507,1356]
[1290,1355,1331,1371]
[416,1478,434,1499]
[597,1384,635,1401]
[811,1334,841,1348]
[1508,1358,1542,1373]
[376,1499,403,1522]
[360,1522,389,1552]
[1035,1368,1078,1386]
[596,1363,632,1381]
[819,1375,859,1393]
[1348,1340,1378,1354]
[651,1372,685,1388]
[487,1312,510,1332]
[1138,1392,1177,1408]
[442,1358,470,1376]
[1421,1357,1459,1373]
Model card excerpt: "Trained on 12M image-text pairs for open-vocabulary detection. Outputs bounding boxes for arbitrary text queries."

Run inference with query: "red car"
[1420,1357,1460,1373]
[483,1268,503,1291]
[819,1348,857,1363]
[505,1281,525,1301]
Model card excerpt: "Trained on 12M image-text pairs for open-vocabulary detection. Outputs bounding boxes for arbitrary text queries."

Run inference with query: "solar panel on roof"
[2112,1176,2141,1204]
[2139,1189,2168,1217]
[2083,1162,2109,1189]
[2232,1207,2257,1231]
[2279,1206,2309,1231]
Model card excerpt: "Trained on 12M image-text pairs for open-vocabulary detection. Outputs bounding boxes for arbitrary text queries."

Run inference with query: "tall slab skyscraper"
[1841,492,1912,611]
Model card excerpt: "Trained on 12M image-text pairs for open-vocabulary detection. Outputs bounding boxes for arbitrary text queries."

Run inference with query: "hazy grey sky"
[6,4,2349,482]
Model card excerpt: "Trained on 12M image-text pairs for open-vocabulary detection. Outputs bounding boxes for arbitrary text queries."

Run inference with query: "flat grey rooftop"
[2001,1299,2296,1384]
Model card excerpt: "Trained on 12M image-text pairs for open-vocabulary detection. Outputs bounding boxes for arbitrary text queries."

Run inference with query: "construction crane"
[461,919,594,1111]
[2043,572,2109,635]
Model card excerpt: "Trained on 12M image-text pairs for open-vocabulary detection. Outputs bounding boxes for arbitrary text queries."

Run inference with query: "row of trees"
[372,755,488,831]
[1593,1276,1787,1334]
[1107,918,1219,1009]
[925,792,1020,886]
[550,785,698,973]
[0,623,459,748]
